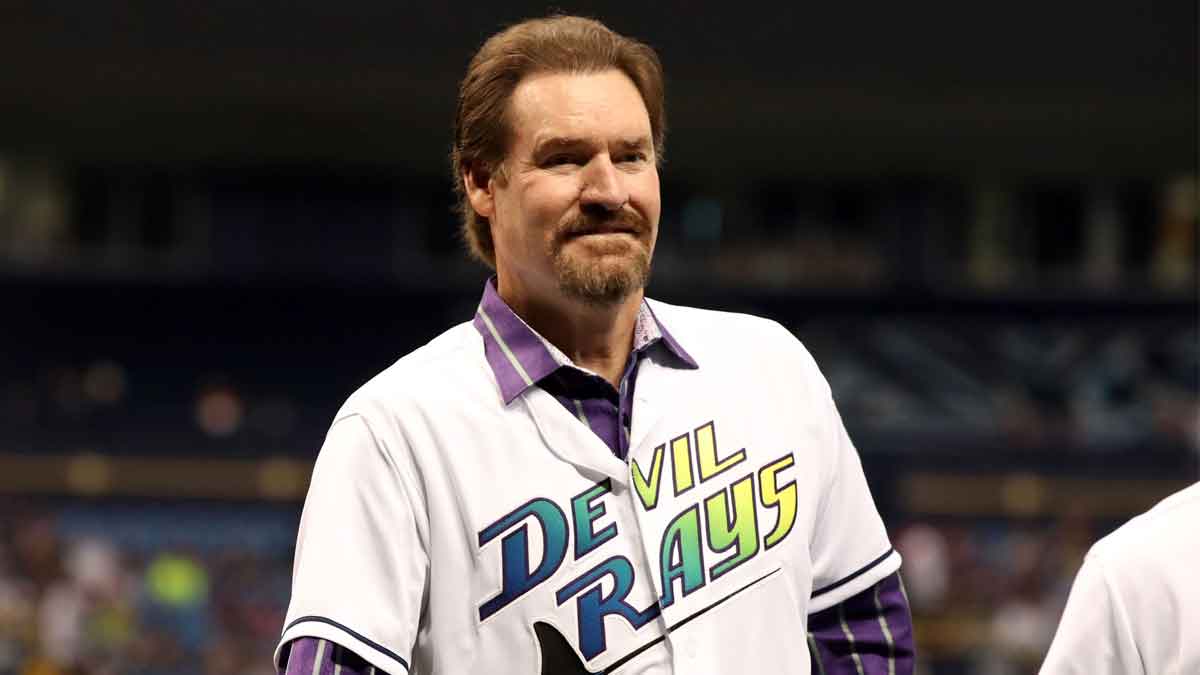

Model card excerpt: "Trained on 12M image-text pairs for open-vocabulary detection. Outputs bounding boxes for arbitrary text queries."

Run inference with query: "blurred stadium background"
[0,2,1196,674]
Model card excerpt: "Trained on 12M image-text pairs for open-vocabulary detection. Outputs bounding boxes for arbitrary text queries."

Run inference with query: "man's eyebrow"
[531,136,651,155]
[614,137,651,150]
[531,136,591,155]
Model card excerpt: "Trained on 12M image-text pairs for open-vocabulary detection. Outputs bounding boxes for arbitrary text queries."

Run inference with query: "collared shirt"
[278,281,914,675]
[471,277,697,459]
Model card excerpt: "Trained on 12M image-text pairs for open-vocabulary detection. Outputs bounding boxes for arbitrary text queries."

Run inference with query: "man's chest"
[413,376,826,673]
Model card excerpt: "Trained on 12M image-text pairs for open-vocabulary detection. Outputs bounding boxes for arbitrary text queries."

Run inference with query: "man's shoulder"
[647,297,818,369]
[338,320,488,416]
[1087,482,1200,576]
[647,298,798,348]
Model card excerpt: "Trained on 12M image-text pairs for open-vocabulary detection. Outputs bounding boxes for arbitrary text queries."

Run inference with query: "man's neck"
[498,281,642,390]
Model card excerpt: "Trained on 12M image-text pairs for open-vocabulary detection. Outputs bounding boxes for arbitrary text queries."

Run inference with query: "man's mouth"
[572,229,635,238]
[565,223,640,239]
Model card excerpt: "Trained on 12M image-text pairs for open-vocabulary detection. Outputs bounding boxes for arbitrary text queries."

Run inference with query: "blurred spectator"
[1152,175,1198,290]
[194,383,243,439]
[79,363,126,409]
[893,524,950,612]
[0,507,294,675]
[1082,186,1124,289]
[967,185,1020,289]
[892,514,1110,674]
[0,160,70,265]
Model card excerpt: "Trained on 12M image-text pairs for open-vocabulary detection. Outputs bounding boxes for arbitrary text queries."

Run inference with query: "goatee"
[551,212,652,306]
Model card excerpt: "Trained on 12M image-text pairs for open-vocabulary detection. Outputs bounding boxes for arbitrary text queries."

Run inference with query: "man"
[1041,482,1200,674]
[276,15,913,675]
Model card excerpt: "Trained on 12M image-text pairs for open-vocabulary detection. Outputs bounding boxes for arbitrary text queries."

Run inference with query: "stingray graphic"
[532,620,678,675]
[535,622,596,675]
[534,622,664,675]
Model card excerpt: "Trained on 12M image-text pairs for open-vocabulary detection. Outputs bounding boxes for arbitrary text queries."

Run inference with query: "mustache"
[556,210,650,241]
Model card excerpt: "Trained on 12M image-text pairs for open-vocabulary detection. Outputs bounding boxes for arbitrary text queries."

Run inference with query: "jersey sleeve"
[802,346,901,614]
[282,637,394,675]
[274,413,427,675]
[1040,554,1142,675]
[807,572,915,674]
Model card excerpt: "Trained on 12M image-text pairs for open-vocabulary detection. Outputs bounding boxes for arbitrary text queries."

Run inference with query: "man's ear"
[462,162,496,219]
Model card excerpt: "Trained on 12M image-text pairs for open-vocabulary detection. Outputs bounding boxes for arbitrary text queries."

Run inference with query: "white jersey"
[275,299,900,674]
[1041,482,1200,674]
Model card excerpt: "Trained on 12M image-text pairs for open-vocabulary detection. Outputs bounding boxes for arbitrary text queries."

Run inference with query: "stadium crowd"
[0,506,290,675]
[0,499,1148,674]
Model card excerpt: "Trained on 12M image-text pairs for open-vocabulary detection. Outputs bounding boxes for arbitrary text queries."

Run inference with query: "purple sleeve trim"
[281,637,391,675]
[808,572,915,675]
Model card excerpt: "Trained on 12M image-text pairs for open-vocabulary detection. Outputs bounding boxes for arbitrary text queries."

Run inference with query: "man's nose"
[579,155,628,212]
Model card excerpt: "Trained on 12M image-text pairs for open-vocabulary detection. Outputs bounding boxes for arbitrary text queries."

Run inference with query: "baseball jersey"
[276,292,902,675]
[1041,482,1200,674]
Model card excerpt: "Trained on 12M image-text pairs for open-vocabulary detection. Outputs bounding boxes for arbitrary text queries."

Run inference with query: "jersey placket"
[615,345,646,460]
[546,340,649,461]
[618,356,685,671]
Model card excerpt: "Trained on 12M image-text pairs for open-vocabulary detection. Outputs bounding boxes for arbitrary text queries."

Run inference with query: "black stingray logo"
[535,622,596,675]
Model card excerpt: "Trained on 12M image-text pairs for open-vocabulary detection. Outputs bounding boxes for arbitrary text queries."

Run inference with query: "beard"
[550,210,653,306]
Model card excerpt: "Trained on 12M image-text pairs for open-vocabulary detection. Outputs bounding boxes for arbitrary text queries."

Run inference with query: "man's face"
[481,69,660,306]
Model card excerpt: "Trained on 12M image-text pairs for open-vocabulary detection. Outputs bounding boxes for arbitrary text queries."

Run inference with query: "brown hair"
[451,15,666,268]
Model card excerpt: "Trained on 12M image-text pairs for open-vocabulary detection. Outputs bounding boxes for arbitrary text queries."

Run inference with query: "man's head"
[453,15,666,306]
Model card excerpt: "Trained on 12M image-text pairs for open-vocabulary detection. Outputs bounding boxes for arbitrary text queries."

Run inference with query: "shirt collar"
[472,277,697,404]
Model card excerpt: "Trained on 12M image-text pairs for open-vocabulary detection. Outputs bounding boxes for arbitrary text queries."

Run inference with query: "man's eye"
[620,152,647,163]
[544,155,577,167]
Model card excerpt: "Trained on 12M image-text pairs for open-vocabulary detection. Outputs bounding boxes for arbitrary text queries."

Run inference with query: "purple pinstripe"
[283,637,386,675]
[808,572,914,675]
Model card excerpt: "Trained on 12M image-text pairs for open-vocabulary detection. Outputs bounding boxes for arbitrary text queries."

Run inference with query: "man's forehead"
[508,70,651,146]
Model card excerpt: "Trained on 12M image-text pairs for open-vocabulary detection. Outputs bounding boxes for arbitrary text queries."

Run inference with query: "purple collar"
[472,278,698,404]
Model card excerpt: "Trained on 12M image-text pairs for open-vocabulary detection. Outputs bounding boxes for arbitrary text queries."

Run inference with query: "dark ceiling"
[0,1,1195,179]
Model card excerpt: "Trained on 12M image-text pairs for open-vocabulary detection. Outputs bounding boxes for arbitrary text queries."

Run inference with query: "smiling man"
[275,15,913,675]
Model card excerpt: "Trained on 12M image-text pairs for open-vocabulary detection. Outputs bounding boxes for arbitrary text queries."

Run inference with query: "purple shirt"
[279,280,915,674]
[471,277,698,459]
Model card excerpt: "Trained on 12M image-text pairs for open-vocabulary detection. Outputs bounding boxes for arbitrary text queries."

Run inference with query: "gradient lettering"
[478,498,569,620]
[555,556,661,659]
